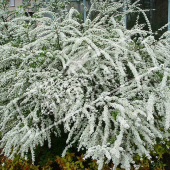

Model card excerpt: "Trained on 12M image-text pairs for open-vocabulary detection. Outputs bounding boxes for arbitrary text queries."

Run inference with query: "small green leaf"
[112,110,119,120]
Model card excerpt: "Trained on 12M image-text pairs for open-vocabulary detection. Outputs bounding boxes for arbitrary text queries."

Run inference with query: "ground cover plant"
[1,0,170,169]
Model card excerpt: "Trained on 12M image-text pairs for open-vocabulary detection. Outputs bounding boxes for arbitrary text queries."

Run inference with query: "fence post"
[168,0,170,30]
[124,0,127,28]
[83,0,86,22]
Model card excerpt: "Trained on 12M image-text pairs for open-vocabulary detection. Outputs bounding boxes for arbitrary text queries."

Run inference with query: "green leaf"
[112,110,119,120]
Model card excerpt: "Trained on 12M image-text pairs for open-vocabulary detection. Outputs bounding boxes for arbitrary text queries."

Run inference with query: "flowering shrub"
[1,0,170,169]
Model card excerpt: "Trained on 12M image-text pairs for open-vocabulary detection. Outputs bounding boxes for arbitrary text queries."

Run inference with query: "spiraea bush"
[1,0,170,169]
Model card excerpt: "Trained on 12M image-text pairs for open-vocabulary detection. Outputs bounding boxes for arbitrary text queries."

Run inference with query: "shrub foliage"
[1,0,170,169]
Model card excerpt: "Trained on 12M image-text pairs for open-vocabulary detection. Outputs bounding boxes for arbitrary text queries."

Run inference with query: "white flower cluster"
[0,0,170,169]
